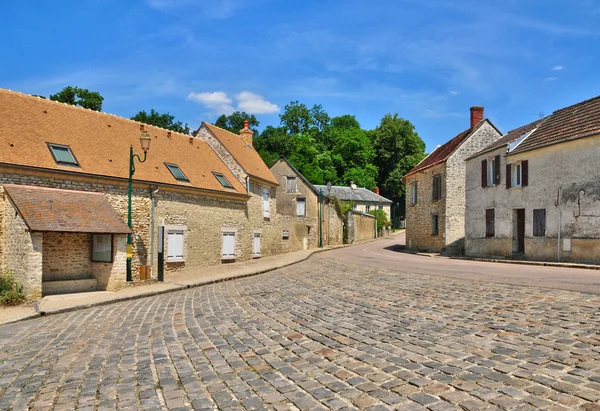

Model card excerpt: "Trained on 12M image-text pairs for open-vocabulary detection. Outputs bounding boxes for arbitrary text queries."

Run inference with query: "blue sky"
[2,0,599,151]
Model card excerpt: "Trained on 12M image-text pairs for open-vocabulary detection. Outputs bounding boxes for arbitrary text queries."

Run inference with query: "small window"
[410,182,418,206]
[533,209,546,237]
[222,232,236,259]
[167,231,185,261]
[48,143,79,166]
[378,205,383,210]
[431,215,439,236]
[165,163,189,182]
[286,177,297,193]
[352,204,357,210]
[296,197,306,216]
[432,174,442,201]
[366,205,371,213]
[485,209,495,238]
[253,233,261,257]
[213,172,233,188]
[91,234,112,262]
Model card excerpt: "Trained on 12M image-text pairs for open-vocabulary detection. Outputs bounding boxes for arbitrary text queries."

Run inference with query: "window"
[378,205,383,210]
[410,182,418,206]
[253,233,261,257]
[506,160,528,189]
[431,215,439,236]
[222,232,236,259]
[485,209,495,238]
[286,177,297,193]
[352,204,357,210]
[366,205,371,212]
[263,188,270,218]
[533,209,546,237]
[481,155,500,187]
[296,197,306,216]
[91,234,112,262]
[48,143,79,166]
[213,172,233,188]
[167,231,185,261]
[432,174,442,201]
[165,163,189,182]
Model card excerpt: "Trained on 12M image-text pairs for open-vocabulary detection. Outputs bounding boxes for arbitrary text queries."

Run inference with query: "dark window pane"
[533,209,546,236]
[214,172,233,188]
[485,209,495,237]
[49,144,78,165]
[166,164,189,181]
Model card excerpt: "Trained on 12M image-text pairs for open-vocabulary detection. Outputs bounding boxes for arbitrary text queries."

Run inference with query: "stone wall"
[270,159,319,220]
[324,200,344,246]
[1,198,42,299]
[445,121,501,255]
[196,126,247,185]
[404,162,447,252]
[465,134,600,262]
[345,211,376,243]
[92,234,127,291]
[42,232,91,281]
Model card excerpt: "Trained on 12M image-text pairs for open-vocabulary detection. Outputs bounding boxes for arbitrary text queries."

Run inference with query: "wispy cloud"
[545,77,558,82]
[146,0,241,18]
[188,91,279,115]
[552,65,565,71]
[449,90,458,95]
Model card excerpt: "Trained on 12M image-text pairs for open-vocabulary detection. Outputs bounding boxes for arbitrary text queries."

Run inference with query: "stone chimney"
[239,120,254,147]
[470,106,484,129]
[373,187,380,195]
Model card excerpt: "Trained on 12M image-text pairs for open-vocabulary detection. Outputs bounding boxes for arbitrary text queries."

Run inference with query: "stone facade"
[405,121,501,254]
[345,211,376,243]
[352,202,391,221]
[466,134,600,262]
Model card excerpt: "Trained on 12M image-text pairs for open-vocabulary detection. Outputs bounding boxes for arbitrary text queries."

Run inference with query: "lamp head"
[139,131,151,152]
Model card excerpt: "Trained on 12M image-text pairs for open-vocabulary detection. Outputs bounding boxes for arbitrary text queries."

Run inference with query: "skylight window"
[48,143,79,166]
[165,163,189,182]
[213,172,234,188]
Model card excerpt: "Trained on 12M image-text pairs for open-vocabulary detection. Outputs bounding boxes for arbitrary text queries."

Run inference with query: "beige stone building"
[402,107,502,255]
[465,95,600,262]
[0,89,292,298]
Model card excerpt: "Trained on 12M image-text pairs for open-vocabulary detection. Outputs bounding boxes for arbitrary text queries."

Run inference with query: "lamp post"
[127,131,151,282]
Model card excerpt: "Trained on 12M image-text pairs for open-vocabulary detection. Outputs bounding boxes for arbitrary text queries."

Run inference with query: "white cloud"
[545,77,558,82]
[552,65,565,71]
[236,91,280,114]
[449,90,458,95]
[188,90,279,115]
[187,91,235,114]
[146,0,240,18]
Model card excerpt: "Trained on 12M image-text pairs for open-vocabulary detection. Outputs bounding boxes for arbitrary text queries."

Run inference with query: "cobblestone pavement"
[1,256,600,410]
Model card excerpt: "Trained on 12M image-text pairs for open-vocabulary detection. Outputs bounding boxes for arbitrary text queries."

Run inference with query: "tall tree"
[369,114,426,215]
[49,86,104,111]
[131,109,190,134]
[215,111,259,134]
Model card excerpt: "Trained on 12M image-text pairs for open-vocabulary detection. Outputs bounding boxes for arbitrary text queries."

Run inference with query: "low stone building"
[465,95,600,262]
[315,183,392,220]
[0,89,285,297]
[402,107,502,255]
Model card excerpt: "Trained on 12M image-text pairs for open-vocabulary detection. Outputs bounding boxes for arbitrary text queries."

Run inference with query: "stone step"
[43,278,98,296]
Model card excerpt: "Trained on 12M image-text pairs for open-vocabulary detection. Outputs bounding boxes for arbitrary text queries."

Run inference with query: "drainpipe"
[150,185,159,277]
[555,187,561,262]
[246,176,250,195]
[319,189,323,248]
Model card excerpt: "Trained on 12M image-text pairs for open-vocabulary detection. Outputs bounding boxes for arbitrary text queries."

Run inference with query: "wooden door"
[516,209,525,253]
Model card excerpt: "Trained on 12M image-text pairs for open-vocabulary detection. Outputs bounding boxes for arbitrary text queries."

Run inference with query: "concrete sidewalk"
[0,247,328,326]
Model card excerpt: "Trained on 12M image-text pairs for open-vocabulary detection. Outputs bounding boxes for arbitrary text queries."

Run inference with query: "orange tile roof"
[202,122,278,186]
[0,89,247,197]
[4,184,131,233]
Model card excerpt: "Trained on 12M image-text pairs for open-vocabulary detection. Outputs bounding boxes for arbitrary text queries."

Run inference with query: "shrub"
[0,272,25,306]
[368,209,391,231]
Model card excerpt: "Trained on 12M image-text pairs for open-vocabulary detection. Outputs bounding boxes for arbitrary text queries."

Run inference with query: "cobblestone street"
[1,256,600,410]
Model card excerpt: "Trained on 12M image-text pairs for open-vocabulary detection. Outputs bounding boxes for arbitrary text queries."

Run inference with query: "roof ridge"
[551,93,600,115]
[0,88,194,140]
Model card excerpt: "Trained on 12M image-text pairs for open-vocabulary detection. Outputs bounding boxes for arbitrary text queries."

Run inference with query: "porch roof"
[3,184,132,234]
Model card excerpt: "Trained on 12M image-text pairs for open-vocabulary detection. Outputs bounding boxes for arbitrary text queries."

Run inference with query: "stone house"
[402,107,502,255]
[465,95,600,262]
[315,183,393,220]
[0,89,279,298]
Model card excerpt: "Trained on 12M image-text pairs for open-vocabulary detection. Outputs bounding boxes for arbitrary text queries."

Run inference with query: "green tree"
[215,111,259,134]
[369,114,426,214]
[368,209,391,231]
[131,109,190,134]
[279,101,312,135]
[49,86,104,111]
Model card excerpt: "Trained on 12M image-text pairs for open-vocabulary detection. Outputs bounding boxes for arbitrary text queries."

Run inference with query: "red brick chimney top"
[470,106,484,129]
[373,187,380,195]
[243,120,249,129]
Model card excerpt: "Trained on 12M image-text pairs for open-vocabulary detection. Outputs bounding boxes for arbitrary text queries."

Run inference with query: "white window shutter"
[253,234,261,256]
[296,198,306,216]
[263,188,270,218]
[167,231,184,260]
[222,233,235,257]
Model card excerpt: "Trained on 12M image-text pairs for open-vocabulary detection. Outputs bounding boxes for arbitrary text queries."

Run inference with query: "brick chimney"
[470,106,484,129]
[239,120,254,147]
[373,187,380,195]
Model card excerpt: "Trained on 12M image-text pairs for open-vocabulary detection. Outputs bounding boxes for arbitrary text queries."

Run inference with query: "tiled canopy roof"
[314,185,393,203]
[509,94,600,155]
[202,123,279,186]
[4,184,131,233]
[0,89,247,197]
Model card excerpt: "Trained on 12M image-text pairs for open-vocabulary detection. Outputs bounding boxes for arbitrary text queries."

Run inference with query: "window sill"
[263,217,271,221]
[252,254,261,259]
[167,258,185,263]
[221,256,236,261]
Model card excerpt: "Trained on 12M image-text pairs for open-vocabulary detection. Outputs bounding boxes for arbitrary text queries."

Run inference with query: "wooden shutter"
[533,209,546,237]
[485,209,495,237]
[522,160,529,187]
[222,232,235,257]
[167,231,184,260]
[506,164,511,189]
[296,198,306,216]
[253,234,261,256]
[494,155,500,185]
[263,188,270,217]
[481,159,487,188]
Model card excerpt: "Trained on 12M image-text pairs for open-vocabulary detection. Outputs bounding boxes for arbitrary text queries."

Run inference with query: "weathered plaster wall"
[270,159,319,219]
[465,134,600,262]
[346,211,375,243]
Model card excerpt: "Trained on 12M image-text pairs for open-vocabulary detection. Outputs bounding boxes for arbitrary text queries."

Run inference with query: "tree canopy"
[131,109,190,134]
[49,86,104,111]
[215,111,259,134]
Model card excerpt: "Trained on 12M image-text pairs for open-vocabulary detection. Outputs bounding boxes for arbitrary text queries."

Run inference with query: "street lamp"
[127,131,151,282]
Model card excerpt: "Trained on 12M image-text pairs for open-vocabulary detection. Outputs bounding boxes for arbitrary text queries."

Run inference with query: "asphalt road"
[326,232,600,295]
